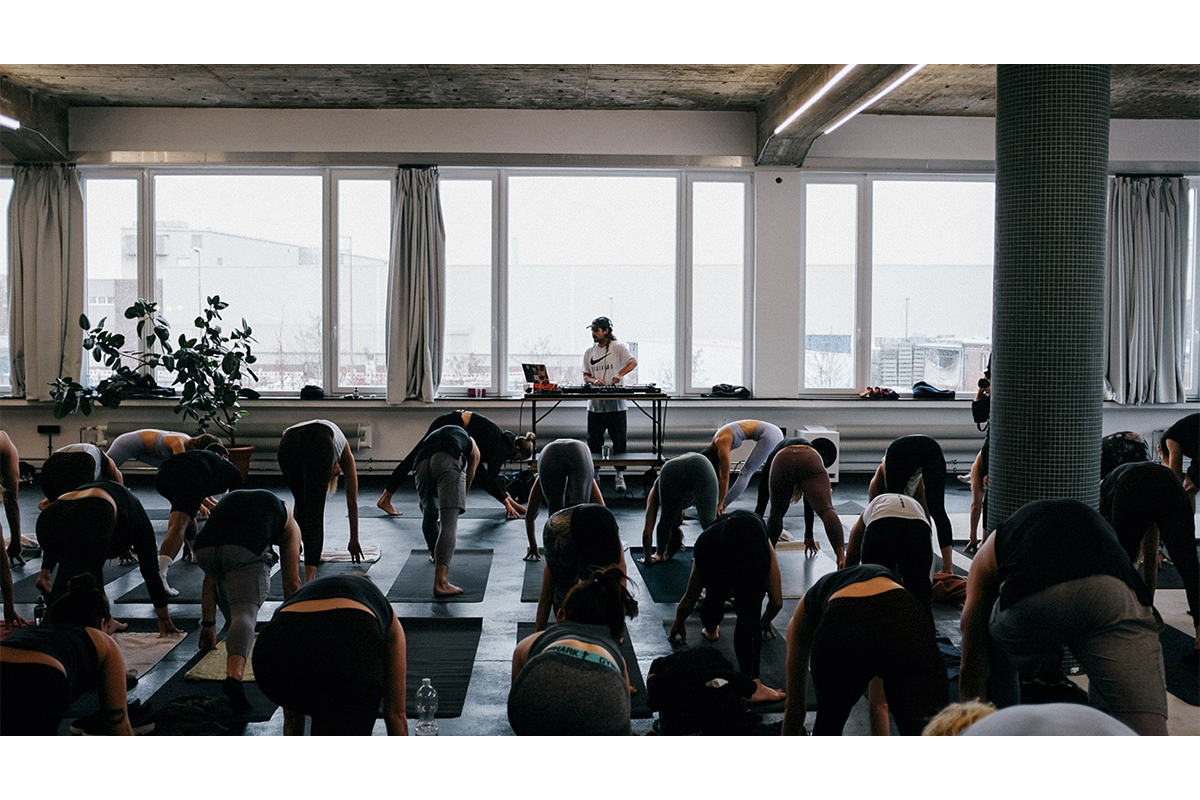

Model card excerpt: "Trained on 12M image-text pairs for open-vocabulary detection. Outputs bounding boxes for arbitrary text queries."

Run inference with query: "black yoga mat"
[116,560,207,603]
[266,562,372,601]
[10,559,142,603]
[1155,544,1199,590]
[521,555,545,603]
[386,548,493,603]
[143,628,279,726]
[1161,624,1199,706]
[628,548,694,604]
[832,500,864,515]
[776,547,839,599]
[400,616,482,718]
[660,616,807,714]
[516,621,651,719]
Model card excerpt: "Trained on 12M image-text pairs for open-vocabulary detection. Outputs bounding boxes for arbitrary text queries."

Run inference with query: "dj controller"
[527,383,663,395]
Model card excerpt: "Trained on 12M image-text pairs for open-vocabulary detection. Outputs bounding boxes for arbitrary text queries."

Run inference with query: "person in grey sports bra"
[105,429,220,468]
[701,420,785,513]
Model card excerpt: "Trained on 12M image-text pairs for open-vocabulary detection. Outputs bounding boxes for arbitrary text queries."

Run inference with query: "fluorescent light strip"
[0,113,20,130]
[824,64,927,135]
[773,64,858,135]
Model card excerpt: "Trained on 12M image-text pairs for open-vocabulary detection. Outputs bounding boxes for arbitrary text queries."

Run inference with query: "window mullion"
[855,176,873,393]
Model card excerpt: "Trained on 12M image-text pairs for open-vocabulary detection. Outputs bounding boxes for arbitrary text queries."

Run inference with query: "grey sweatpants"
[415,451,466,567]
[195,544,274,659]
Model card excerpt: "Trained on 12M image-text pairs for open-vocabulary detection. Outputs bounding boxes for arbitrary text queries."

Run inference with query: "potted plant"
[51,296,261,477]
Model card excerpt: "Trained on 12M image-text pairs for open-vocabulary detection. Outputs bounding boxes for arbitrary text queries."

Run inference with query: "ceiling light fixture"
[0,113,21,130]
[773,64,858,135]
[823,64,927,135]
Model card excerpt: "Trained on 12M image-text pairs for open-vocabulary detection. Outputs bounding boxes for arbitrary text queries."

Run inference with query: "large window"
[802,175,995,394]
[335,176,391,389]
[689,177,750,390]
[440,176,496,391]
[83,177,139,386]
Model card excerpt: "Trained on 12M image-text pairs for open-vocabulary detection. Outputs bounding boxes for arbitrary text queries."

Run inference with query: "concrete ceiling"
[1,64,1197,165]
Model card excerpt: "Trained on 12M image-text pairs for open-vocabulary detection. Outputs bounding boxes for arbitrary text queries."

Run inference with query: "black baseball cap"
[588,316,613,330]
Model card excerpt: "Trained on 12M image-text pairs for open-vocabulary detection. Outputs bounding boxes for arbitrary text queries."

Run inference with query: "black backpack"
[646,647,760,735]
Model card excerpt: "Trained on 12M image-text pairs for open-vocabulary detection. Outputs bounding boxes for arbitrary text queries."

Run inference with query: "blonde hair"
[327,474,340,499]
[513,432,536,460]
[921,701,996,736]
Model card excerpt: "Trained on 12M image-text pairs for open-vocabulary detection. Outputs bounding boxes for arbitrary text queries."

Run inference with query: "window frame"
[0,165,12,395]
[799,171,998,397]
[1186,176,1200,400]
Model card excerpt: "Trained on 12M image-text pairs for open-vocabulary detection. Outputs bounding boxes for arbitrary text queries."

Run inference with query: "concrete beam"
[756,64,912,166]
[0,77,70,162]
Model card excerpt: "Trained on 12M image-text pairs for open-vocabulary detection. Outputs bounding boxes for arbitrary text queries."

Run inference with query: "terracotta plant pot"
[226,445,255,481]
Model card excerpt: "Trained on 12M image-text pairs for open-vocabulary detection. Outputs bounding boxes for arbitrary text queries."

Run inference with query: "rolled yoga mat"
[628,548,695,604]
[386,548,493,603]
[516,621,650,718]
[399,616,482,718]
[116,560,207,603]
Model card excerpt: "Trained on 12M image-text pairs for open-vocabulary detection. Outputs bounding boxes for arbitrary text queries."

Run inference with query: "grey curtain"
[1103,176,1189,404]
[386,167,446,403]
[7,164,85,400]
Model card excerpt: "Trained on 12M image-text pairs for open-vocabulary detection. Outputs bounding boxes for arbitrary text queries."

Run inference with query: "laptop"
[521,363,549,384]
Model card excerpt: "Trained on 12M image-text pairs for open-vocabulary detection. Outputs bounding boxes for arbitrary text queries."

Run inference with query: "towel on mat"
[116,632,188,678]
[185,636,259,682]
[317,545,381,563]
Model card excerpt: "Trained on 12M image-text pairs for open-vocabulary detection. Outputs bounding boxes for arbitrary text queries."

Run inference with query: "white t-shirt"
[861,493,938,577]
[582,341,634,413]
[284,419,349,468]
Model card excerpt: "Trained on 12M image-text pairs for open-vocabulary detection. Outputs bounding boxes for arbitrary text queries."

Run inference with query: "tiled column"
[988,65,1111,528]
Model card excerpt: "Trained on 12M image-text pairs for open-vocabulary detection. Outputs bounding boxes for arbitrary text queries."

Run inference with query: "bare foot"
[377,499,401,517]
[702,626,720,641]
[748,679,785,704]
[35,577,52,596]
[105,618,130,634]
[434,582,464,597]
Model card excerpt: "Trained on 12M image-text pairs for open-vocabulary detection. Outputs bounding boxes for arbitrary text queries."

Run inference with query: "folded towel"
[318,545,381,563]
[185,636,258,682]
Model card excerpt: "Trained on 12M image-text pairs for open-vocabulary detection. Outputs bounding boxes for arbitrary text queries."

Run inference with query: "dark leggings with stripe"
[883,435,952,551]
[277,423,340,568]
[810,590,947,736]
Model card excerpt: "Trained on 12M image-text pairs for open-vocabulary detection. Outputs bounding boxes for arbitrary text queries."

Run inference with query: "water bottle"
[33,594,46,625]
[602,443,612,460]
[415,677,439,736]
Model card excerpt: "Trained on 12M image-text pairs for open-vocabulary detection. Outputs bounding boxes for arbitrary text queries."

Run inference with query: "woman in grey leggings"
[195,489,302,713]
[640,453,719,565]
[523,439,604,562]
[410,425,480,597]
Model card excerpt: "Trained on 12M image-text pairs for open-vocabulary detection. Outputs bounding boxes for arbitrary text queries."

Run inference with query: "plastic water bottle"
[33,594,46,625]
[415,678,439,736]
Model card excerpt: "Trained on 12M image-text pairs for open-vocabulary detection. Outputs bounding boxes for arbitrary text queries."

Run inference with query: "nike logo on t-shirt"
[590,356,607,365]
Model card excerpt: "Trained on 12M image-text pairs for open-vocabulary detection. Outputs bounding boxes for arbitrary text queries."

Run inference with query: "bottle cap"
[421,677,432,686]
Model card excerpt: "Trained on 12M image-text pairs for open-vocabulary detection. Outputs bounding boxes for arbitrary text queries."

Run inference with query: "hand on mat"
[7,539,24,565]
[748,679,785,704]
[3,610,31,628]
[505,498,527,520]
[804,537,820,557]
[523,546,541,562]
[761,619,779,640]
[347,537,363,564]
[668,619,686,644]
[199,625,217,652]
[119,547,137,565]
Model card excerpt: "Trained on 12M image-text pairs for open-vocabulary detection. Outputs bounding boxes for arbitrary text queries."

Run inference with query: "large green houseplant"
[51,296,261,447]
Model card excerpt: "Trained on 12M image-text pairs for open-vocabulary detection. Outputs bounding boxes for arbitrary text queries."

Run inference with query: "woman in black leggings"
[1101,460,1199,665]
[277,420,361,581]
[782,564,947,736]
[377,410,534,518]
[35,481,181,637]
[668,511,785,703]
[867,435,954,573]
[1,574,133,735]
[252,574,407,736]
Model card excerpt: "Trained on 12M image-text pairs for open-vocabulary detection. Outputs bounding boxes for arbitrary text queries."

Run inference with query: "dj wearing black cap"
[583,316,638,493]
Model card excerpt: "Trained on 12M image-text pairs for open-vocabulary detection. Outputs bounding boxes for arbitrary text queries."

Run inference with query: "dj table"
[522,386,668,466]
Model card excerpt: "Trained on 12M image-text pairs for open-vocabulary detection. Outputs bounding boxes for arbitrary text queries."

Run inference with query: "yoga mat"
[628,548,694,604]
[116,560,207,603]
[146,639,278,724]
[118,631,189,679]
[775,545,839,599]
[399,616,482,718]
[185,635,259,682]
[832,500,864,515]
[319,545,381,563]
[10,559,142,603]
[516,621,651,718]
[1161,624,1199,706]
[660,616,809,713]
[386,548,493,603]
[521,555,545,602]
[267,562,372,601]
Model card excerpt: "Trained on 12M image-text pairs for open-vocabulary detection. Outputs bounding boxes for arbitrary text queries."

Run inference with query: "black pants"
[277,423,340,568]
[884,435,952,550]
[693,514,772,679]
[36,496,118,601]
[1105,463,1199,622]
[0,662,73,735]
[861,517,934,612]
[253,608,385,735]
[810,590,947,736]
[587,411,627,470]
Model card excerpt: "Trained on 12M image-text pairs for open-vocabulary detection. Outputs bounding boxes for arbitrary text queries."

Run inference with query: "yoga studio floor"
[5,470,1198,736]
